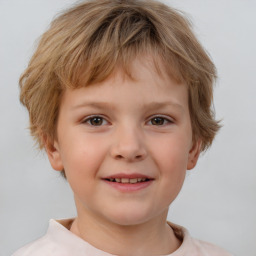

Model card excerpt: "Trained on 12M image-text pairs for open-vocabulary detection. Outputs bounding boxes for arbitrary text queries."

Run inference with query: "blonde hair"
[20,0,220,152]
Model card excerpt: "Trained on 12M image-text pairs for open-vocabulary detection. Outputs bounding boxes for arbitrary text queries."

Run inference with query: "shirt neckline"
[48,218,192,256]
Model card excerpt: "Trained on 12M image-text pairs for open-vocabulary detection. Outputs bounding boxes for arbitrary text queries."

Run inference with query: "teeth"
[121,178,129,183]
[110,178,149,184]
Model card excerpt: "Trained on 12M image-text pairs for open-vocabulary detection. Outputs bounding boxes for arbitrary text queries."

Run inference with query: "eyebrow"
[71,101,184,112]
[141,101,184,112]
[71,102,116,111]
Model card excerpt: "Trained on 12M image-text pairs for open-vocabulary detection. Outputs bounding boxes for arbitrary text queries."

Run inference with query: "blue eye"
[149,116,172,126]
[83,116,107,126]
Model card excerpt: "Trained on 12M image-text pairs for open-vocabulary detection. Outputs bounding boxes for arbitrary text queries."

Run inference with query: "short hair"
[20,0,220,152]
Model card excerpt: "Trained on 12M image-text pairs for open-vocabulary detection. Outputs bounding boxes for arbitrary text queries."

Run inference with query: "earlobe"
[44,138,64,171]
[187,139,202,170]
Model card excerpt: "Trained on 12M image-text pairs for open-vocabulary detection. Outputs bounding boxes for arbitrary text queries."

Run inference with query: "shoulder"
[12,218,113,256]
[168,221,234,256]
[191,238,234,256]
[11,234,68,256]
[12,219,73,256]
[12,237,60,256]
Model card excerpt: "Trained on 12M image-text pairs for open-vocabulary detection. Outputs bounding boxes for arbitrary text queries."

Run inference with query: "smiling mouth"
[105,178,151,184]
[103,175,154,191]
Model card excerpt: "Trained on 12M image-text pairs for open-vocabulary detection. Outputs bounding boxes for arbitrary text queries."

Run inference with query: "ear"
[44,136,64,171]
[187,139,202,170]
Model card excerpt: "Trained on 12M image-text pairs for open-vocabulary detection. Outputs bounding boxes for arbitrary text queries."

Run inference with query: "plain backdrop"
[1,0,256,255]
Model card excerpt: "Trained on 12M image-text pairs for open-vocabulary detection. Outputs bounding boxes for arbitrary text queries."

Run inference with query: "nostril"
[111,146,147,161]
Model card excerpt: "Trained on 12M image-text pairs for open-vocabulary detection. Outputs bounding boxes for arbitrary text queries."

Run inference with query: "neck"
[70,206,181,256]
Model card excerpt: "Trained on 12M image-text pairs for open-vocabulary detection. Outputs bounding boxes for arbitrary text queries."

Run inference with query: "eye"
[82,116,108,126]
[148,116,173,126]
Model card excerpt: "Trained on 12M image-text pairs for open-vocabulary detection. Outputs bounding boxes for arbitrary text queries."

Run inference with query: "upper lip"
[102,173,154,180]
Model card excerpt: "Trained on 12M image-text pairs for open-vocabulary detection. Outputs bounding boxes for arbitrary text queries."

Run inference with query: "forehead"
[60,57,189,114]
[117,55,181,85]
[67,50,184,91]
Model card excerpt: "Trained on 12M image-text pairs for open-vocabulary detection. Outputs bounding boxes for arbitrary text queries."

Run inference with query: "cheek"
[151,135,190,199]
[151,134,191,170]
[62,149,99,198]
[59,135,107,184]
[62,132,105,165]
[155,141,188,204]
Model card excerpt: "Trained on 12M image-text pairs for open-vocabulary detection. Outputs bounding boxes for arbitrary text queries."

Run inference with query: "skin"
[46,57,201,256]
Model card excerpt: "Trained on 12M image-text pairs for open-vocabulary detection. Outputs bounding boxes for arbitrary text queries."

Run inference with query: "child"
[13,0,233,255]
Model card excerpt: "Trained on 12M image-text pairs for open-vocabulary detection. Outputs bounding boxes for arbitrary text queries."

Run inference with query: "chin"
[103,207,156,227]
[112,217,149,227]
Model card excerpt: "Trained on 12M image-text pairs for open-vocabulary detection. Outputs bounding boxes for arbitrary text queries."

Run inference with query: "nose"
[110,125,147,162]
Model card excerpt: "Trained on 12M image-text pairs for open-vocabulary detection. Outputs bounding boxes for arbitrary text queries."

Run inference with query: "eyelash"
[82,115,109,126]
[82,115,174,127]
[148,116,174,126]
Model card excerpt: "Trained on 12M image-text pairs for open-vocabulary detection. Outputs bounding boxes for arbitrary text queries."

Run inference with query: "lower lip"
[103,180,153,192]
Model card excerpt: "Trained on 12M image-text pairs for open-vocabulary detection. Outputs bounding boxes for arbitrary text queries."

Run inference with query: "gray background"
[1,0,256,255]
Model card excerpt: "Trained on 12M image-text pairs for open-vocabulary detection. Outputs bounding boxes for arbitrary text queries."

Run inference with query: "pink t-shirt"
[12,219,233,256]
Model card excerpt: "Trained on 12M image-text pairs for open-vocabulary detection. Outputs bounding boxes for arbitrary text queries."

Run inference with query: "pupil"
[152,117,164,125]
[91,117,102,125]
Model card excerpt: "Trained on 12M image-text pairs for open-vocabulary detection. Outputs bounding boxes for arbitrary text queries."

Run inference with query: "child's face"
[47,58,201,226]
